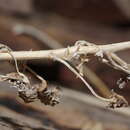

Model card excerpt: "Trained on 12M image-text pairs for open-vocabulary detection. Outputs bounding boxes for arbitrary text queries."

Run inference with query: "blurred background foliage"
[0,0,130,130]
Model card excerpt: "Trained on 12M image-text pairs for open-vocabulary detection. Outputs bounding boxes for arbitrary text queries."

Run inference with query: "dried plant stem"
[101,41,130,52]
[53,56,113,102]
[0,41,129,61]
[0,44,20,74]
[13,24,111,98]
[0,40,129,107]
[110,53,127,67]
[7,51,20,74]
[23,64,45,83]
[105,51,130,74]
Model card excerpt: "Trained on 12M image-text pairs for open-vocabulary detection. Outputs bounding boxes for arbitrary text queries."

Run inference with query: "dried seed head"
[107,92,128,108]
[38,87,61,106]
[18,87,38,103]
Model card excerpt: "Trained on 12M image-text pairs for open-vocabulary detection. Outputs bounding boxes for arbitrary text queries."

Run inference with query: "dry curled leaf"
[108,92,128,108]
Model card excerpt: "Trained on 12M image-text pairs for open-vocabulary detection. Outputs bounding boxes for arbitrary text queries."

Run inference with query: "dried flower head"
[38,87,61,106]
[0,71,61,106]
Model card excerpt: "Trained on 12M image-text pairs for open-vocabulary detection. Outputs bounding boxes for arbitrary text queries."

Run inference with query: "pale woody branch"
[0,41,130,61]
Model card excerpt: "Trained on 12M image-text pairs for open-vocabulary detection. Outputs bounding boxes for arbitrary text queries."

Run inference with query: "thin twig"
[110,53,128,68]
[23,64,46,83]
[53,56,113,102]
[7,50,20,74]
[0,43,20,74]
[104,51,130,74]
